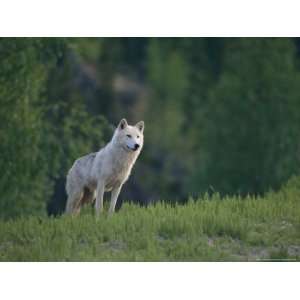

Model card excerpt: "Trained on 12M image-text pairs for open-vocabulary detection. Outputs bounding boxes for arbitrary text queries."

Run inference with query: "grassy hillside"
[0,178,300,261]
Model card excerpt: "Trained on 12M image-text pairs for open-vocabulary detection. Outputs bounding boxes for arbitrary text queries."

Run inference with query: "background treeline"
[1,38,300,219]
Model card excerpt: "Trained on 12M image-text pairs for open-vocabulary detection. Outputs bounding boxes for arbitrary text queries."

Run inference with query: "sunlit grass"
[0,178,299,261]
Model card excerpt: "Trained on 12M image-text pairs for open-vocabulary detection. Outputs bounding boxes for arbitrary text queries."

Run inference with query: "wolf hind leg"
[65,189,84,215]
[81,187,95,205]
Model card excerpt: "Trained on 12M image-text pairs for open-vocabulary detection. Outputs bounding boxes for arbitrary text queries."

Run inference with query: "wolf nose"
[134,143,140,150]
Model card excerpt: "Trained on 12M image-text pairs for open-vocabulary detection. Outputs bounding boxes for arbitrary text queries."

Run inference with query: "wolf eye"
[137,135,140,139]
[126,134,132,138]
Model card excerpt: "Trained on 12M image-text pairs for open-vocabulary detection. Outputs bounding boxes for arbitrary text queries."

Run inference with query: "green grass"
[1,178,300,261]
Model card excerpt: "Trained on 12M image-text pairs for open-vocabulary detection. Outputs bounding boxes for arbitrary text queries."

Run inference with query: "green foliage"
[190,38,300,196]
[141,38,300,200]
[0,38,66,218]
[147,39,189,147]
[144,39,191,199]
[0,178,299,261]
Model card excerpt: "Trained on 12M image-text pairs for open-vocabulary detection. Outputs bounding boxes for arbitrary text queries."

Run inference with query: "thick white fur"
[65,119,144,215]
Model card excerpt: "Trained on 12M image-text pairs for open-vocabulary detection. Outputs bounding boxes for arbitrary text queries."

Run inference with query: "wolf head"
[112,118,144,153]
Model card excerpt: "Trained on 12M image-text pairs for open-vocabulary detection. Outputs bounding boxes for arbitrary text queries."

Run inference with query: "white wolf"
[65,118,144,215]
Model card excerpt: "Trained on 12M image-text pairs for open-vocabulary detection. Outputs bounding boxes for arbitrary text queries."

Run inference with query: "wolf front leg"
[95,182,105,216]
[108,185,122,215]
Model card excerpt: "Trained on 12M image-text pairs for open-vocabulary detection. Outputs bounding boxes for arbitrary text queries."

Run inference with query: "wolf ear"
[135,121,144,133]
[118,118,128,130]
